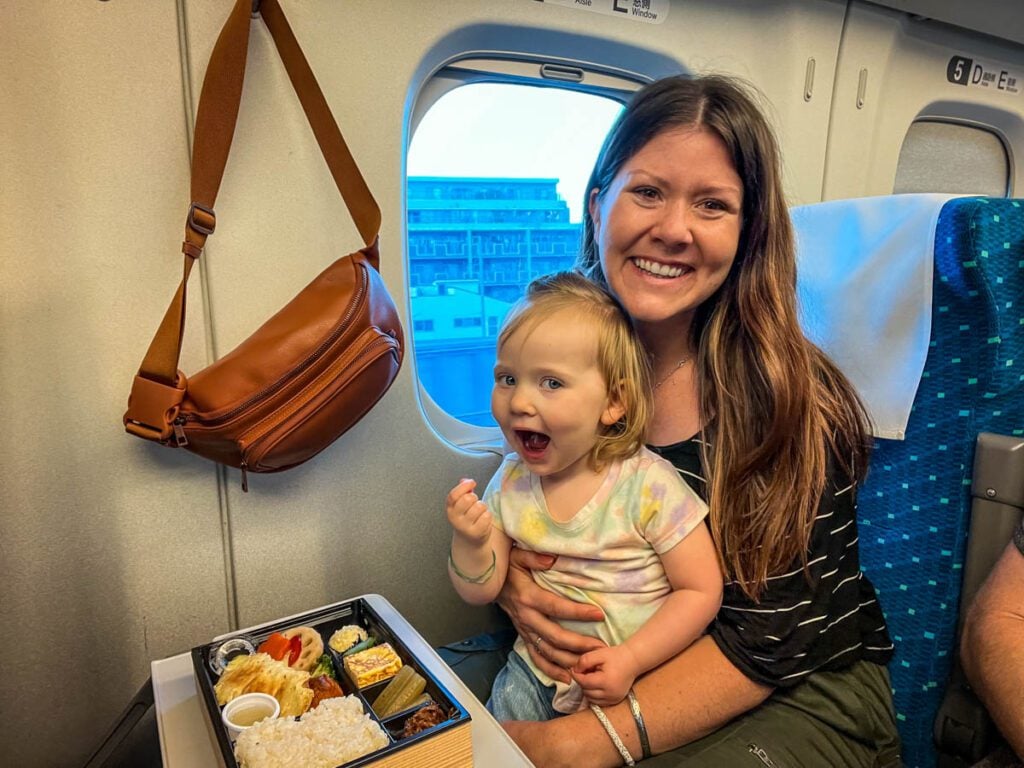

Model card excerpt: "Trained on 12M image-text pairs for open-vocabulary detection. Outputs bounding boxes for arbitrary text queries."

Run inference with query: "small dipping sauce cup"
[221,693,280,740]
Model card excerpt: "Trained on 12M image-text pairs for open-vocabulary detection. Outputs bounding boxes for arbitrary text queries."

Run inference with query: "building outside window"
[407,79,626,428]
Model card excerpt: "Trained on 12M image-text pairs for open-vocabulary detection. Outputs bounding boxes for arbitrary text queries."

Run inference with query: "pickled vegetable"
[372,665,415,715]
[373,665,427,717]
[407,692,432,709]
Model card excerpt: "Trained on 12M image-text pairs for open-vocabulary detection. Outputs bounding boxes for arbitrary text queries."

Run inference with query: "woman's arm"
[960,540,1024,760]
[504,634,772,767]
[497,547,607,682]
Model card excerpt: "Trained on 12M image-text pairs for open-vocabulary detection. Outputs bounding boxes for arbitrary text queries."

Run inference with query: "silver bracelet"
[627,689,652,760]
[590,704,635,767]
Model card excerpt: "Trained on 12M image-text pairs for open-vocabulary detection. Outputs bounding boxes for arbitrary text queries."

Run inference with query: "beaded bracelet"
[448,547,496,584]
[626,689,652,760]
[590,704,635,767]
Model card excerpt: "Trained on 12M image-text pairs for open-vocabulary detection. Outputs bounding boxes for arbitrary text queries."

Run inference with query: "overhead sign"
[529,0,669,25]
[946,55,1020,96]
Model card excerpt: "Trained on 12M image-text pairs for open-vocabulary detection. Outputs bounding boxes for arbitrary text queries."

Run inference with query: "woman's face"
[590,126,743,337]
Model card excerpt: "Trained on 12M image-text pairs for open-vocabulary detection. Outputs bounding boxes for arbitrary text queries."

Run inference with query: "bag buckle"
[123,372,187,442]
[187,202,216,237]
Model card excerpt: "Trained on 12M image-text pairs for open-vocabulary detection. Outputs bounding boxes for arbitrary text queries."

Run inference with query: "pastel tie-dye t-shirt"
[485,446,709,711]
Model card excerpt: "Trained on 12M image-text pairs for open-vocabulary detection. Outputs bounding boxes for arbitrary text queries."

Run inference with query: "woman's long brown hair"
[578,75,872,601]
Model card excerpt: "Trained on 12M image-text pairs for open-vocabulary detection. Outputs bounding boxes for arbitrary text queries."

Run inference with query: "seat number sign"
[529,0,669,25]
[947,55,1020,96]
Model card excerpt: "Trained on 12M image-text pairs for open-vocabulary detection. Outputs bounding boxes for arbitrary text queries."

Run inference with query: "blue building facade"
[408,177,582,425]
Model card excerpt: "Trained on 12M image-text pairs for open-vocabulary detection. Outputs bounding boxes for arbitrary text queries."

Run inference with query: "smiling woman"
[500,74,899,768]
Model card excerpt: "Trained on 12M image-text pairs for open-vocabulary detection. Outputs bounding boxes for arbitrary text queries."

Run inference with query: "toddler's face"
[491,310,623,484]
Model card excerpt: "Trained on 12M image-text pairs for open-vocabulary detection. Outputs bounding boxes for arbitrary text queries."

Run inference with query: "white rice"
[234,695,389,768]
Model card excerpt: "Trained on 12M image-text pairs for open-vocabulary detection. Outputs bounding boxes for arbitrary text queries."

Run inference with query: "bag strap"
[125,0,380,440]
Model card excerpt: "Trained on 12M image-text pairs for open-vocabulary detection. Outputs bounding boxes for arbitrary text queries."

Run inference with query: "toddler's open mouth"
[515,430,550,459]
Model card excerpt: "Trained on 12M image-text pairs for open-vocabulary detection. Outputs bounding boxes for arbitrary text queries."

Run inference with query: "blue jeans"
[486,650,563,722]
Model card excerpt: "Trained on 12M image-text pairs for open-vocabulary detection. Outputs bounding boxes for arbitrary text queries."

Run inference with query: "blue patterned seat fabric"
[857,197,1024,768]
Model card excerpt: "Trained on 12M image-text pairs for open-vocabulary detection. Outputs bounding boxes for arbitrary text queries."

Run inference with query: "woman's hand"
[497,547,606,682]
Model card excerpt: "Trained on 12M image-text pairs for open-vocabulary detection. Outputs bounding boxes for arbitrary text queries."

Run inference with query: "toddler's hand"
[446,479,492,546]
[572,645,640,707]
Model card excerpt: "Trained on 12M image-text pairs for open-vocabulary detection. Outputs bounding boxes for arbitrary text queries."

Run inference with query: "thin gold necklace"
[653,356,691,390]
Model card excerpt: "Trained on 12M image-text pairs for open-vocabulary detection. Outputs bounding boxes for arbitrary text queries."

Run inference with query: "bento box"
[191,596,473,768]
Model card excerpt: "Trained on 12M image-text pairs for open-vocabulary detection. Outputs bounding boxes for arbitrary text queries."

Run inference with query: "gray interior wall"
[824,2,1024,199]
[1,1,1022,766]
[0,3,228,766]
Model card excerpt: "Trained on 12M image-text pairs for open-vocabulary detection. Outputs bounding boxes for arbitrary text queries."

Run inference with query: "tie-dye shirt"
[485,446,709,711]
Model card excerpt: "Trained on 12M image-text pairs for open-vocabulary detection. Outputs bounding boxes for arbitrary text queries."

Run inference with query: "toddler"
[446,271,722,720]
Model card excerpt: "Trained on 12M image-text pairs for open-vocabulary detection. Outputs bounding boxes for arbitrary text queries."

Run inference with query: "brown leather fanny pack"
[124,0,403,489]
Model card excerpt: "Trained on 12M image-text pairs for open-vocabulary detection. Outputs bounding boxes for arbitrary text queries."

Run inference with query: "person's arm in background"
[961,537,1024,760]
[497,548,608,683]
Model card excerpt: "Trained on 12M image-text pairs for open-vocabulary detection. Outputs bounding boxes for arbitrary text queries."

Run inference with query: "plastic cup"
[221,693,280,740]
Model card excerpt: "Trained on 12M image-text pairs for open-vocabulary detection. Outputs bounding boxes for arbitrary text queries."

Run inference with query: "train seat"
[796,194,1024,768]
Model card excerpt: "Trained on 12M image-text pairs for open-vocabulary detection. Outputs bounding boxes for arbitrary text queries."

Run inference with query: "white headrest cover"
[793,194,960,440]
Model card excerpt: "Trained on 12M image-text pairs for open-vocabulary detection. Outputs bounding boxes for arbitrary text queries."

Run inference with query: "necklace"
[653,356,691,390]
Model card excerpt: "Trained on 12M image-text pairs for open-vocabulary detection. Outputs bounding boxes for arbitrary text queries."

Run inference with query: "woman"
[497,75,901,766]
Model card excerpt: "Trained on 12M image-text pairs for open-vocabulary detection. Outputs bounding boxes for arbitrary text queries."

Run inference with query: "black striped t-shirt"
[650,436,894,688]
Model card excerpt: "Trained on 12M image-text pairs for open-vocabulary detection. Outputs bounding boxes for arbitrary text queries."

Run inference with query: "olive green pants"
[643,659,902,768]
[439,633,902,768]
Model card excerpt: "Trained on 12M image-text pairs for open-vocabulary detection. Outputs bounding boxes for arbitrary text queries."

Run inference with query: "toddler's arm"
[446,478,512,605]
[573,523,723,706]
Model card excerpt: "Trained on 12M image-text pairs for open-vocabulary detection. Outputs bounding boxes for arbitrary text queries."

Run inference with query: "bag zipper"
[181,265,369,429]
[240,331,398,470]
[173,417,189,446]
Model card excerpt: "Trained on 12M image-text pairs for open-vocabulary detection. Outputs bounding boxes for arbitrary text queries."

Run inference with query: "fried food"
[280,625,324,672]
[214,652,314,717]
[308,674,344,709]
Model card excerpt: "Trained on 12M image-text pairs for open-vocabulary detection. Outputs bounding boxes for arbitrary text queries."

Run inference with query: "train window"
[408,66,634,441]
[894,120,1010,197]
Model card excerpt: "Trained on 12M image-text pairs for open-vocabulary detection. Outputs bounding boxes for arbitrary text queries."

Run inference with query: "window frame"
[405,55,645,450]
[911,99,1022,197]
[893,116,1013,198]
